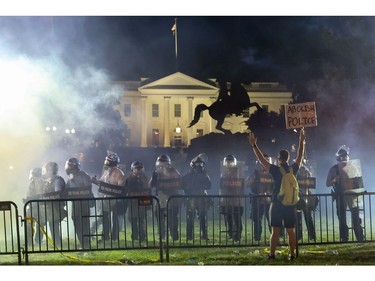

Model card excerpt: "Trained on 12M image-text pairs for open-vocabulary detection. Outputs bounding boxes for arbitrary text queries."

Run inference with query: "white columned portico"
[140,96,148,147]
[163,96,171,147]
[187,96,194,146]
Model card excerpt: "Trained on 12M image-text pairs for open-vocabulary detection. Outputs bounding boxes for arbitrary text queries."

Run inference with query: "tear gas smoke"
[0,51,124,206]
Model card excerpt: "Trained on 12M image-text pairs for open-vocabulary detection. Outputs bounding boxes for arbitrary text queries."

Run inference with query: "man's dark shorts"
[269,201,296,228]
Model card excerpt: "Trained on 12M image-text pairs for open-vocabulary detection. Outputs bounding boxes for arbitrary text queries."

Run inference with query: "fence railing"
[0,201,21,264]
[1,191,374,264]
[22,196,163,264]
[164,192,374,261]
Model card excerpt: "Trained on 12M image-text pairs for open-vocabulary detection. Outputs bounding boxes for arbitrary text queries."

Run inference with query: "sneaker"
[288,255,295,261]
[266,254,276,260]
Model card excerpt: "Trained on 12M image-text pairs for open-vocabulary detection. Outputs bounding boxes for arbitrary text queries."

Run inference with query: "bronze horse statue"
[188,81,262,134]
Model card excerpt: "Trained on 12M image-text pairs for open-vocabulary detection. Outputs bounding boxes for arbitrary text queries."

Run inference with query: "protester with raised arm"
[248,128,305,261]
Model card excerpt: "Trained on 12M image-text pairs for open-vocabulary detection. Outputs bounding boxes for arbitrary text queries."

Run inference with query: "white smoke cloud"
[0,46,124,205]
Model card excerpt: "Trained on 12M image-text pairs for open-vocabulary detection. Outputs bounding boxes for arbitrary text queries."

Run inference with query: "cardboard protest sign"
[284,102,317,129]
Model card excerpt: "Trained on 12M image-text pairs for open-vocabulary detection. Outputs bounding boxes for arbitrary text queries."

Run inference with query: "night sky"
[1,16,373,84]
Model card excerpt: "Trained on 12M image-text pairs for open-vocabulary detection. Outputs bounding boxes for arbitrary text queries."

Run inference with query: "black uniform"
[182,166,211,240]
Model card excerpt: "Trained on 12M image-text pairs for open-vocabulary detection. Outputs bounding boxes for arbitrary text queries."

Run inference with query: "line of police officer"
[24,144,364,248]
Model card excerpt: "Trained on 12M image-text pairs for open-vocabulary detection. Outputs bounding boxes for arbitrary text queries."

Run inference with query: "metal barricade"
[2,191,374,264]
[0,201,21,264]
[23,196,163,264]
[164,192,375,262]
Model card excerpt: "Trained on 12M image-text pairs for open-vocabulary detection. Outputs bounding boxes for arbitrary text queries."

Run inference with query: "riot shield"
[338,159,365,208]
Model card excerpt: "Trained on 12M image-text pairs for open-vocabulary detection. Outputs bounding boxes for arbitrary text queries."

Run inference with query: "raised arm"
[295,128,306,167]
[247,132,271,171]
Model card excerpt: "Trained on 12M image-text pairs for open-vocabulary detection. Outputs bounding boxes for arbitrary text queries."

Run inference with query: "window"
[152,104,159,117]
[152,129,159,146]
[196,129,203,137]
[242,109,250,118]
[124,104,131,117]
[174,104,181,117]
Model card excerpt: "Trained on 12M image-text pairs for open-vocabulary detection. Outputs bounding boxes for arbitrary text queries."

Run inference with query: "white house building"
[113,72,293,148]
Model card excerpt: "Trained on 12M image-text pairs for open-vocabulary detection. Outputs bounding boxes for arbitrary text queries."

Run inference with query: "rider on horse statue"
[217,79,251,116]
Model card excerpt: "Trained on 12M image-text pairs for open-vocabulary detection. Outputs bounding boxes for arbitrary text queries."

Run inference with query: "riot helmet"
[65,157,80,175]
[190,156,205,171]
[155,154,171,169]
[131,161,144,175]
[42,162,58,178]
[29,167,42,180]
[336,145,350,162]
[104,151,120,167]
[223,154,237,168]
[196,153,208,164]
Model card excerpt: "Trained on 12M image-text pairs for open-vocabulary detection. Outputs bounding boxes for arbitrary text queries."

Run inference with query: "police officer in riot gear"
[124,161,151,242]
[326,145,365,242]
[91,151,126,242]
[182,154,212,240]
[24,167,46,247]
[149,154,182,241]
[65,157,94,250]
[41,161,66,249]
[296,159,317,241]
[246,155,273,241]
[219,154,245,241]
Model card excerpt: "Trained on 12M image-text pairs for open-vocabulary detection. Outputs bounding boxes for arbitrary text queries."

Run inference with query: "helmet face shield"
[29,168,42,180]
[156,160,169,170]
[155,154,171,169]
[191,161,204,172]
[220,159,244,178]
[336,145,350,162]
[42,162,58,178]
[131,161,144,175]
[190,155,205,171]
[65,158,80,175]
[104,153,120,167]
[223,155,237,168]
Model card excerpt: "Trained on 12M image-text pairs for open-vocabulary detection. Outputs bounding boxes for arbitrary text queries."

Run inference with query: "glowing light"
[52,126,57,131]
[71,128,76,134]
[65,129,70,134]
[0,57,48,124]
[9,165,14,170]
[46,126,51,131]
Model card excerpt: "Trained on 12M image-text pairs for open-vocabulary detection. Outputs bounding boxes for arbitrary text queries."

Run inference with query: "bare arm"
[247,132,271,171]
[295,128,306,167]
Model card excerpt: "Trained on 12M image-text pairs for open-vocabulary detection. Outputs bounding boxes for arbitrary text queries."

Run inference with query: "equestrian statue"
[188,80,262,134]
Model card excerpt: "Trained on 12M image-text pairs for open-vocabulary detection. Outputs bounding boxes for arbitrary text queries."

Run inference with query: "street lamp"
[45,126,57,132]
[65,128,76,134]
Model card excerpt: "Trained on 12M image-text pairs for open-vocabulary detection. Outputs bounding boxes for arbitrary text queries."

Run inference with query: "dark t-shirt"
[269,163,299,203]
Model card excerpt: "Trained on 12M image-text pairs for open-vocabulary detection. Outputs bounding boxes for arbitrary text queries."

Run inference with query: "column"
[164,96,171,147]
[187,97,194,146]
[140,96,147,147]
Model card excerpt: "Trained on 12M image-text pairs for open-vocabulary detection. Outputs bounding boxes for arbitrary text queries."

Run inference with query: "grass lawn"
[3,242,375,266]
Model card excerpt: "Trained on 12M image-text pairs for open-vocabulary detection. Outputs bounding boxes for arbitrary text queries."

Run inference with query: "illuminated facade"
[113,72,293,148]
